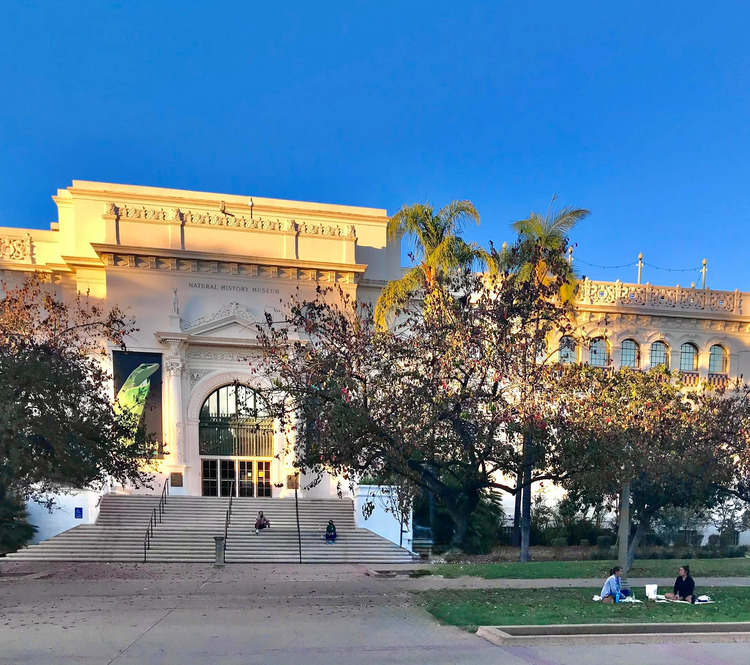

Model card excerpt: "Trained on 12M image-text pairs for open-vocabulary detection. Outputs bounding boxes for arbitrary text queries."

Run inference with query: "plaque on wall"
[170,472,184,488]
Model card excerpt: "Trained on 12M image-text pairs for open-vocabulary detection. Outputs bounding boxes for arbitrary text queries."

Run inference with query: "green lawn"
[420,587,750,630]
[425,558,750,580]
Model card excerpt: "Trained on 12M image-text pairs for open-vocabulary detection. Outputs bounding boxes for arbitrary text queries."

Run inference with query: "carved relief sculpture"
[0,235,31,261]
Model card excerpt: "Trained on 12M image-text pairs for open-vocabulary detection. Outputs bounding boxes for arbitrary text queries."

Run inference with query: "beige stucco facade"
[3,180,750,515]
[0,181,398,499]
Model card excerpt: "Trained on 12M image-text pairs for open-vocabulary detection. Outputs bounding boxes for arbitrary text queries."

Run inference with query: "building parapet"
[575,278,744,317]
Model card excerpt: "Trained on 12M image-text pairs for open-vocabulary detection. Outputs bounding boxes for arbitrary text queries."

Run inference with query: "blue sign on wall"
[74,507,83,519]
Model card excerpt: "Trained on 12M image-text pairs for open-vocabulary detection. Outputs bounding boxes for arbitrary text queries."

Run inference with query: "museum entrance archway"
[198,384,274,498]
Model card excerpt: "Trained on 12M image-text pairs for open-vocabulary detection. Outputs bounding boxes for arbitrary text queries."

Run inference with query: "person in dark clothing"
[325,520,337,544]
[665,565,695,603]
[254,511,270,534]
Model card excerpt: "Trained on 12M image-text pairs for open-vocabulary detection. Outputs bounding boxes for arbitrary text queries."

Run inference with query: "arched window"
[650,341,670,367]
[620,339,641,368]
[709,345,728,374]
[199,384,272,458]
[559,336,577,364]
[680,343,699,372]
[589,338,610,367]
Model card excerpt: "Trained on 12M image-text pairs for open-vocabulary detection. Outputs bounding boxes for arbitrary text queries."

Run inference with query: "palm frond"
[547,206,590,236]
[436,200,480,236]
[374,266,424,329]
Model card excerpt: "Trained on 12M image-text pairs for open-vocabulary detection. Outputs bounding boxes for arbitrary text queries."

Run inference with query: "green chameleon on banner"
[116,363,160,420]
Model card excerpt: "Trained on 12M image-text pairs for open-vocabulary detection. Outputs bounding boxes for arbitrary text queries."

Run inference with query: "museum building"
[0,180,400,504]
[3,180,750,548]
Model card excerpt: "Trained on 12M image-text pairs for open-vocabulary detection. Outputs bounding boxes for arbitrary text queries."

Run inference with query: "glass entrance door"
[202,459,218,496]
[220,459,235,497]
[238,460,254,497]
[256,461,272,497]
[202,458,272,497]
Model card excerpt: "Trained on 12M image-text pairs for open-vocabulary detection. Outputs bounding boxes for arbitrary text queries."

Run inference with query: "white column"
[164,355,186,465]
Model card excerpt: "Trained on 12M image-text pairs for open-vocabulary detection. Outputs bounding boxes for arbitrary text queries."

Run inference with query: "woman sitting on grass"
[665,565,695,603]
[600,566,623,603]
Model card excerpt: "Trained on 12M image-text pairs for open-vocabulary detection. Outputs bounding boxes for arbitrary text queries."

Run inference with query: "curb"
[477,622,750,646]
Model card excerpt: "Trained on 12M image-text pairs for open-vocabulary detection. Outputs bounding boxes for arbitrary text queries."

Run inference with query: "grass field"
[425,558,750,580]
[420,587,750,630]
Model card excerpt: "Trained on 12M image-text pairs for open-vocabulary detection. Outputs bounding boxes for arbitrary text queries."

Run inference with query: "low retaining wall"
[477,622,750,646]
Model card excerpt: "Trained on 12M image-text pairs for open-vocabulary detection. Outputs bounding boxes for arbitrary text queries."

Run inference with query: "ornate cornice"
[103,202,357,239]
[92,244,363,284]
[574,311,750,334]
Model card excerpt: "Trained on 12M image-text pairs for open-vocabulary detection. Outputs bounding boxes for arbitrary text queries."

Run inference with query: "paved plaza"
[1,562,749,664]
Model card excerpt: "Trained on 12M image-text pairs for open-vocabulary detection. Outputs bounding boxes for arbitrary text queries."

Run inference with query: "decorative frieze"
[186,349,251,362]
[98,251,357,284]
[104,202,356,238]
[0,235,31,262]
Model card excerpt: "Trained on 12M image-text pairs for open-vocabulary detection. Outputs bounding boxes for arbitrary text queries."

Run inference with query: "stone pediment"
[180,302,258,339]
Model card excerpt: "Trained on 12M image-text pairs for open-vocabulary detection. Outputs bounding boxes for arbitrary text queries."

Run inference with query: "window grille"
[620,339,640,368]
[589,338,609,367]
[199,384,273,457]
[708,345,728,373]
[559,336,576,364]
[680,343,699,372]
[650,341,669,367]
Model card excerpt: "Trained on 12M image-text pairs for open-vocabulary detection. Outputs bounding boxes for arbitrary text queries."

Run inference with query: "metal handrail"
[143,478,169,563]
[223,480,235,563]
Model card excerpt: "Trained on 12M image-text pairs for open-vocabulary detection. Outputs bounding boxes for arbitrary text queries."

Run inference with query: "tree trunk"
[446,490,480,550]
[617,483,630,577]
[512,465,522,547]
[520,434,533,562]
[625,517,650,571]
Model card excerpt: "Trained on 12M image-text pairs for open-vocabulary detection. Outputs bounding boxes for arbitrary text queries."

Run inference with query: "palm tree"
[509,197,589,561]
[374,200,484,327]
[510,197,590,300]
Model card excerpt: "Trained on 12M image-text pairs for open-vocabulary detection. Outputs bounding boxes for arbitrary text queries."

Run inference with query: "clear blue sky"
[1,1,748,290]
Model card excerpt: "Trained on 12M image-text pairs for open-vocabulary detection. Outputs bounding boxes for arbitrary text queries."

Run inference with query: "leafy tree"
[0,274,154,507]
[553,366,740,569]
[374,200,485,327]
[253,235,575,549]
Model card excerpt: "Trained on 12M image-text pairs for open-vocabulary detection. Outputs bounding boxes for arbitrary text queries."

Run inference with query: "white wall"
[25,489,103,544]
[353,485,413,550]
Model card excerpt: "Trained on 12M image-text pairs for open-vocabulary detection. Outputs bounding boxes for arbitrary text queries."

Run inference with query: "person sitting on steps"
[255,511,270,535]
[665,565,695,603]
[325,520,337,544]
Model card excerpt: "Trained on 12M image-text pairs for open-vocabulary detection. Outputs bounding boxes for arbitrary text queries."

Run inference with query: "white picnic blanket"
[592,594,643,603]
[654,594,714,604]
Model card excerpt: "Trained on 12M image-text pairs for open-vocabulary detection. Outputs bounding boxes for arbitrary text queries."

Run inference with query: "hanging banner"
[112,351,163,449]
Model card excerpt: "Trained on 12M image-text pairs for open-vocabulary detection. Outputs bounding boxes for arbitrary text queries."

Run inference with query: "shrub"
[0,494,37,555]
[597,535,613,549]
[442,548,465,563]
[707,534,720,548]
[579,539,590,547]
[550,537,567,548]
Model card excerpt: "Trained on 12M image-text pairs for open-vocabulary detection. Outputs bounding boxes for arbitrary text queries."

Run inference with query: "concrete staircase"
[4,494,416,564]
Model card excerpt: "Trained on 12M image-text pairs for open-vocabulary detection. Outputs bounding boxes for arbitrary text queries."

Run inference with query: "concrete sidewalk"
[1,562,749,664]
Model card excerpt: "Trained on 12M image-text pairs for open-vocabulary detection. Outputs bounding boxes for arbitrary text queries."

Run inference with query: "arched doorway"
[199,384,273,497]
